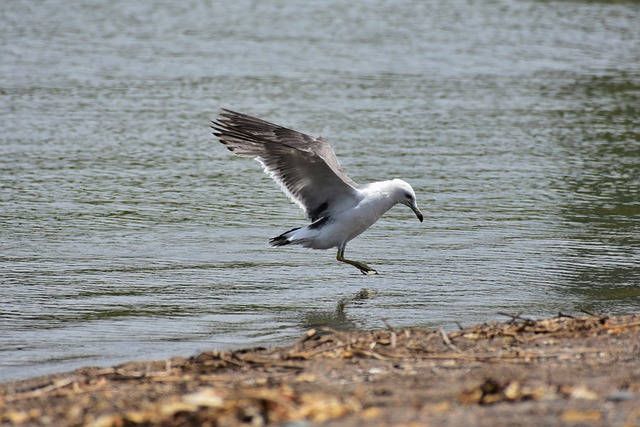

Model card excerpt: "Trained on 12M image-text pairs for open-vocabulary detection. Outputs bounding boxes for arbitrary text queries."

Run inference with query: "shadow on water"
[300,288,378,331]
[542,71,640,312]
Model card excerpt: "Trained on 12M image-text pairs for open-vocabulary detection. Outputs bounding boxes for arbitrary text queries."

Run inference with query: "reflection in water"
[545,73,640,311]
[302,289,378,331]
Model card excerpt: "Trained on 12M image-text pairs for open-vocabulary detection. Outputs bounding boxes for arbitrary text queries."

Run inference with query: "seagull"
[211,109,423,275]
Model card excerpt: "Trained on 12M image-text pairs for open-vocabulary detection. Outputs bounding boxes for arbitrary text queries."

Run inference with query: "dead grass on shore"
[1,313,639,426]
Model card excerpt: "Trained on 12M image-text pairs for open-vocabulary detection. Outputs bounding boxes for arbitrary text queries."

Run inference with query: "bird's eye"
[404,192,413,200]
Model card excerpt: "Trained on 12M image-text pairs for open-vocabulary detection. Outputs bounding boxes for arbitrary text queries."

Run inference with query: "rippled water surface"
[1,0,639,381]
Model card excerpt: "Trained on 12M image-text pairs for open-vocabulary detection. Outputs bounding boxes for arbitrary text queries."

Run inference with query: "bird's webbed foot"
[356,263,378,275]
[336,248,379,275]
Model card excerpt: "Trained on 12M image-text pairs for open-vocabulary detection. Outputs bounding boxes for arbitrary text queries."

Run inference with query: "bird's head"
[392,179,423,223]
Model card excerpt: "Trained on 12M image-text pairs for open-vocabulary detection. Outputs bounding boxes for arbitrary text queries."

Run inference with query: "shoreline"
[2,313,639,426]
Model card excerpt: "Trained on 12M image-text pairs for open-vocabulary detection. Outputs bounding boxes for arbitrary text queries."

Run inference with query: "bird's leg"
[336,247,378,275]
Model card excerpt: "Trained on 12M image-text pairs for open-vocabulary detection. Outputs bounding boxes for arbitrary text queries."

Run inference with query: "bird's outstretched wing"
[212,109,359,221]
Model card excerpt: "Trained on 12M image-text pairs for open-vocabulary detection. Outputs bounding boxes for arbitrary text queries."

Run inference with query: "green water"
[1,0,638,381]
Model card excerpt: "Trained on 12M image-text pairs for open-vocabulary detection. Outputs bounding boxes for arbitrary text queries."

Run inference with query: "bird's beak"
[411,205,424,223]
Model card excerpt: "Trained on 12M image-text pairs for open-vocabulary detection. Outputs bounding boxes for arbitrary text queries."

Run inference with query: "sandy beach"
[1,313,639,426]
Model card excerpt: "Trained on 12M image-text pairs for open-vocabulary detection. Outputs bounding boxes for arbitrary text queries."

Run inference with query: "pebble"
[606,390,636,402]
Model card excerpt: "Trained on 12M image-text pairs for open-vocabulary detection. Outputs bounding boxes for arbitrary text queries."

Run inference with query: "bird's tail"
[269,227,301,247]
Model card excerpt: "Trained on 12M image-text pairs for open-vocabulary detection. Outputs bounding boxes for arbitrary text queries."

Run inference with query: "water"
[1,0,639,382]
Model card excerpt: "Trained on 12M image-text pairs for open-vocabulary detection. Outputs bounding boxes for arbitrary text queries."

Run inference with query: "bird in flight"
[211,109,423,275]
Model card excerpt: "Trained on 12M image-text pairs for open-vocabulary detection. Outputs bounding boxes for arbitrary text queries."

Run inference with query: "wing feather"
[211,109,359,221]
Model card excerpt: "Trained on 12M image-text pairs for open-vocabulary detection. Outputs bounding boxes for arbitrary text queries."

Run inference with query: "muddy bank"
[1,313,639,426]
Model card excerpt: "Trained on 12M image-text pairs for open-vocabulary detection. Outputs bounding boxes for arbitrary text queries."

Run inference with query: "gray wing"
[211,109,359,221]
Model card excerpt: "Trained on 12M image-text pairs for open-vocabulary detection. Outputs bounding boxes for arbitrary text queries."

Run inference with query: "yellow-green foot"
[337,248,378,275]
[359,266,378,275]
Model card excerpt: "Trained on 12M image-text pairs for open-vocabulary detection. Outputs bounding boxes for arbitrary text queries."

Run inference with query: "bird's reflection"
[301,288,377,331]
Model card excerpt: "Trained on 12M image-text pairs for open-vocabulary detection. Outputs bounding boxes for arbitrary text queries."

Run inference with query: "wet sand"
[1,313,639,426]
